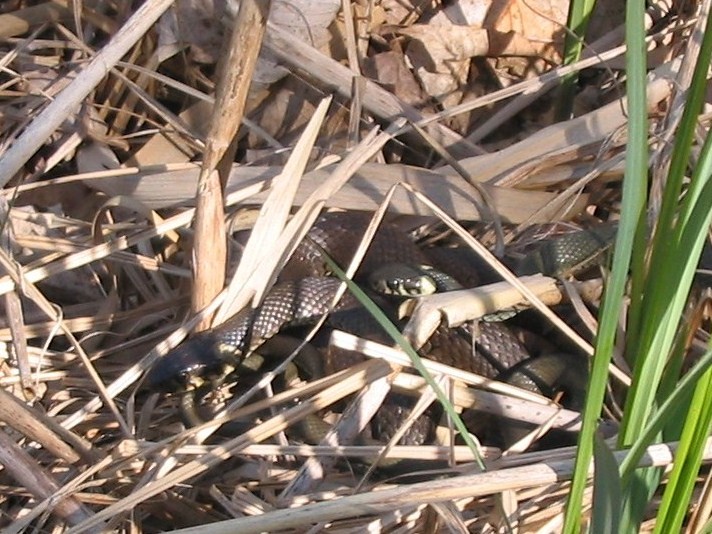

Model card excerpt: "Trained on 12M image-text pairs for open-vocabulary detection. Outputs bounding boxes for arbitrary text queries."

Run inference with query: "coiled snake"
[145,212,614,446]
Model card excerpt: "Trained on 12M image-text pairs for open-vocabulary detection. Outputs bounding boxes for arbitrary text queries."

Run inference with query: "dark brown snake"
[145,212,615,445]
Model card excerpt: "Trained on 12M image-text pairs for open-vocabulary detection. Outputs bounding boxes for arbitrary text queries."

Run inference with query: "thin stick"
[0,430,102,532]
[192,0,272,328]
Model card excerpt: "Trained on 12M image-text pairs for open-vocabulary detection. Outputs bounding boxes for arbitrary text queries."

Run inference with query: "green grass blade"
[619,347,712,480]
[591,432,622,534]
[654,365,712,533]
[618,156,712,526]
[621,8,712,442]
[562,0,649,530]
[621,469,663,533]
[622,5,712,387]
[653,10,712,234]
[558,0,598,118]
[616,15,712,525]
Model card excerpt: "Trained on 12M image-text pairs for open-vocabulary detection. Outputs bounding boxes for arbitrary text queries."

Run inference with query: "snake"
[145,212,614,445]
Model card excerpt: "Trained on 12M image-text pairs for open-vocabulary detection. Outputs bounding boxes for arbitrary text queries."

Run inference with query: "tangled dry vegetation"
[0,0,704,532]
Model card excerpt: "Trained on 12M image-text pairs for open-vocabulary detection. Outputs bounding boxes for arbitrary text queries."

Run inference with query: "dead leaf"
[361,51,428,108]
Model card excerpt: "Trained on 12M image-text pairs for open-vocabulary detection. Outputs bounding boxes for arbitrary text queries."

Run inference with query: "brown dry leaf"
[494,0,568,62]
[380,0,422,25]
[255,0,341,85]
[361,51,429,108]
[489,0,568,83]
[397,21,474,107]
[392,0,568,107]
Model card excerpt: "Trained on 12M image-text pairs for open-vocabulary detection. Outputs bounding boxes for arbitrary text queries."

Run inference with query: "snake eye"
[387,279,402,292]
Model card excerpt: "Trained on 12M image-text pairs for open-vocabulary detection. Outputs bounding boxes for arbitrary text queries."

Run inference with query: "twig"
[192,0,272,329]
[0,429,103,532]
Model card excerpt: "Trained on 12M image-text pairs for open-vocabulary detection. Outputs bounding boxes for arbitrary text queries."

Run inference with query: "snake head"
[367,263,440,297]
[144,333,238,393]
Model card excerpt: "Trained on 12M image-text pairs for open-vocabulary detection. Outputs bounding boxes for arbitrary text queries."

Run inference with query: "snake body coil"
[146,212,608,443]
[146,277,351,392]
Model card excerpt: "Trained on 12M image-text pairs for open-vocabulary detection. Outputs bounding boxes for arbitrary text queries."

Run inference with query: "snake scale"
[145,212,615,445]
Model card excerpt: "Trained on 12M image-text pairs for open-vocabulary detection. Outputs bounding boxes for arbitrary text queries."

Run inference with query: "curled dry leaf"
[391,0,568,106]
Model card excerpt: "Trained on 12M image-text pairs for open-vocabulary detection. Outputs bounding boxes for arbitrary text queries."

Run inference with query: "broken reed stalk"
[0,430,103,532]
[192,0,272,329]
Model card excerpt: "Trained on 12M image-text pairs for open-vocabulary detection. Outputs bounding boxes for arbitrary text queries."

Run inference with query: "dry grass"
[0,1,705,532]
